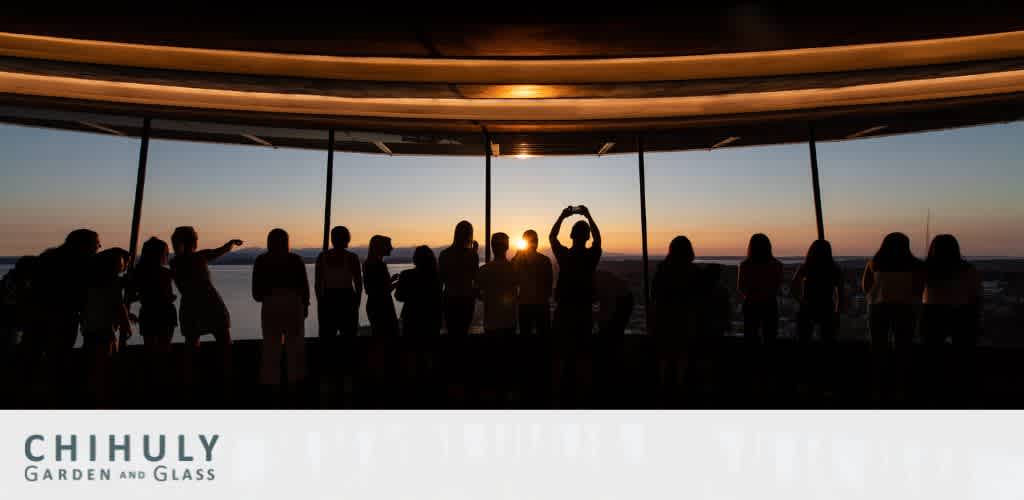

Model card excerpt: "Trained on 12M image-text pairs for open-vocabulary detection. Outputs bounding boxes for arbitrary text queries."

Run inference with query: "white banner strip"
[2,411,1023,499]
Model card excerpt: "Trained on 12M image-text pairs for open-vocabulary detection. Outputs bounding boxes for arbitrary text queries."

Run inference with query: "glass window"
[818,121,1024,346]
[493,154,645,333]
[646,144,818,339]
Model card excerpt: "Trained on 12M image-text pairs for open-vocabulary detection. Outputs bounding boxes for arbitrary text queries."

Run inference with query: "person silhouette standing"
[921,234,982,403]
[170,227,242,387]
[791,240,845,346]
[477,233,519,336]
[395,245,443,337]
[439,221,480,336]
[253,229,310,390]
[922,235,981,348]
[395,245,443,397]
[651,236,702,399]
[548,206,602,406]
[127,238,177,352]
[125,237,177,399]
[549,206,602,337]
[862,232,924,399]
[737,234,783,346]
[315,226,362,340]
[364,235,399,337]
[511,229,553,336]
[862,232,924,355]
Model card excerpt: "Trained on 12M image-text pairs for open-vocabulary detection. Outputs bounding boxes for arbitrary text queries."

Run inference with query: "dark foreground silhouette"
[0,334,1007,409]
[0,219,994,409]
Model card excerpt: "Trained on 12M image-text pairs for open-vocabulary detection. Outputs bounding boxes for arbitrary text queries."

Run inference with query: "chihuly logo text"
[23,434,219,483]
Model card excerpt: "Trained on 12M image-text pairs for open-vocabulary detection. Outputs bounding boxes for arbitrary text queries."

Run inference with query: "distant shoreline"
[3,254,1024,267]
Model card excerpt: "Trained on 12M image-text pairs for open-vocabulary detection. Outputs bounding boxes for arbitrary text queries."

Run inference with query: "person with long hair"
[364,235,399,336]
[253,228,310,389]
[651,236,702,397]
[922,234,981,348]
[128,237,177,353]
[314,226,362,340]
[170,226,242,386]
[862,232,924,354]
[737,234,784,345]
[438,221,480,336]
[652,236,701,337]
[125,237,177,399]
[791,240,845,345]
[395,245,443,337]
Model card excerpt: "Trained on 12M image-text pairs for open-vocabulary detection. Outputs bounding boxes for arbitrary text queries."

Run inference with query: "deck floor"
[2,336,1020,409]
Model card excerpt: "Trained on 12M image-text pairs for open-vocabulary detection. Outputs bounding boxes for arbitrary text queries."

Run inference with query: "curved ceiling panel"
[1,31,1023,84]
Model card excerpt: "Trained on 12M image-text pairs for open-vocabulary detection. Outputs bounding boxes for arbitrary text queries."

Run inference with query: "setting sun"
[516,238,527,250]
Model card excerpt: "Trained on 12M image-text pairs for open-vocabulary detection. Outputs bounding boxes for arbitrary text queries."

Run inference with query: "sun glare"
[517,238,528,250]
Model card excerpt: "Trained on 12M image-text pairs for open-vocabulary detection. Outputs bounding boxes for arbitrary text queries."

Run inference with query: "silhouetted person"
[737,234,783,345]
[477,233,519,336]
[125,237,176,398]
[652,236,701,339]
[364,235,399,336]
[395,245,442,390]
[652,236,702,394]
[922,235,981,348]
[439,221,479,336]
[32,229,100,359]
[315,226,362,340]
[29,229,99,400]
[0,256,36,355]
[549,206,602,337]
[82,247,132,405]
[862,232,924,354]
[395,245,442,337]
[170,227,242,386]
[253,229,310,389]
[127,237,177,353]
[593,270,633,337]
[792,240,845,345]
[512,229,552,336]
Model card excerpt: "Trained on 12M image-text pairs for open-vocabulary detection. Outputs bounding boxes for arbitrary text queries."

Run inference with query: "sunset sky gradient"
[1,121,1021,258]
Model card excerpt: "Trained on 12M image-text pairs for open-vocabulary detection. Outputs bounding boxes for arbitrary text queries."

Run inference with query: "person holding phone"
[549,205,602,337]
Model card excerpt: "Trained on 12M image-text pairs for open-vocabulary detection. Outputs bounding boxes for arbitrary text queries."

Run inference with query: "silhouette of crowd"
[0,205,984,406]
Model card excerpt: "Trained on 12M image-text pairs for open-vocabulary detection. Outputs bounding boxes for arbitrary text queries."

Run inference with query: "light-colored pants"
[260,292,306,385]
